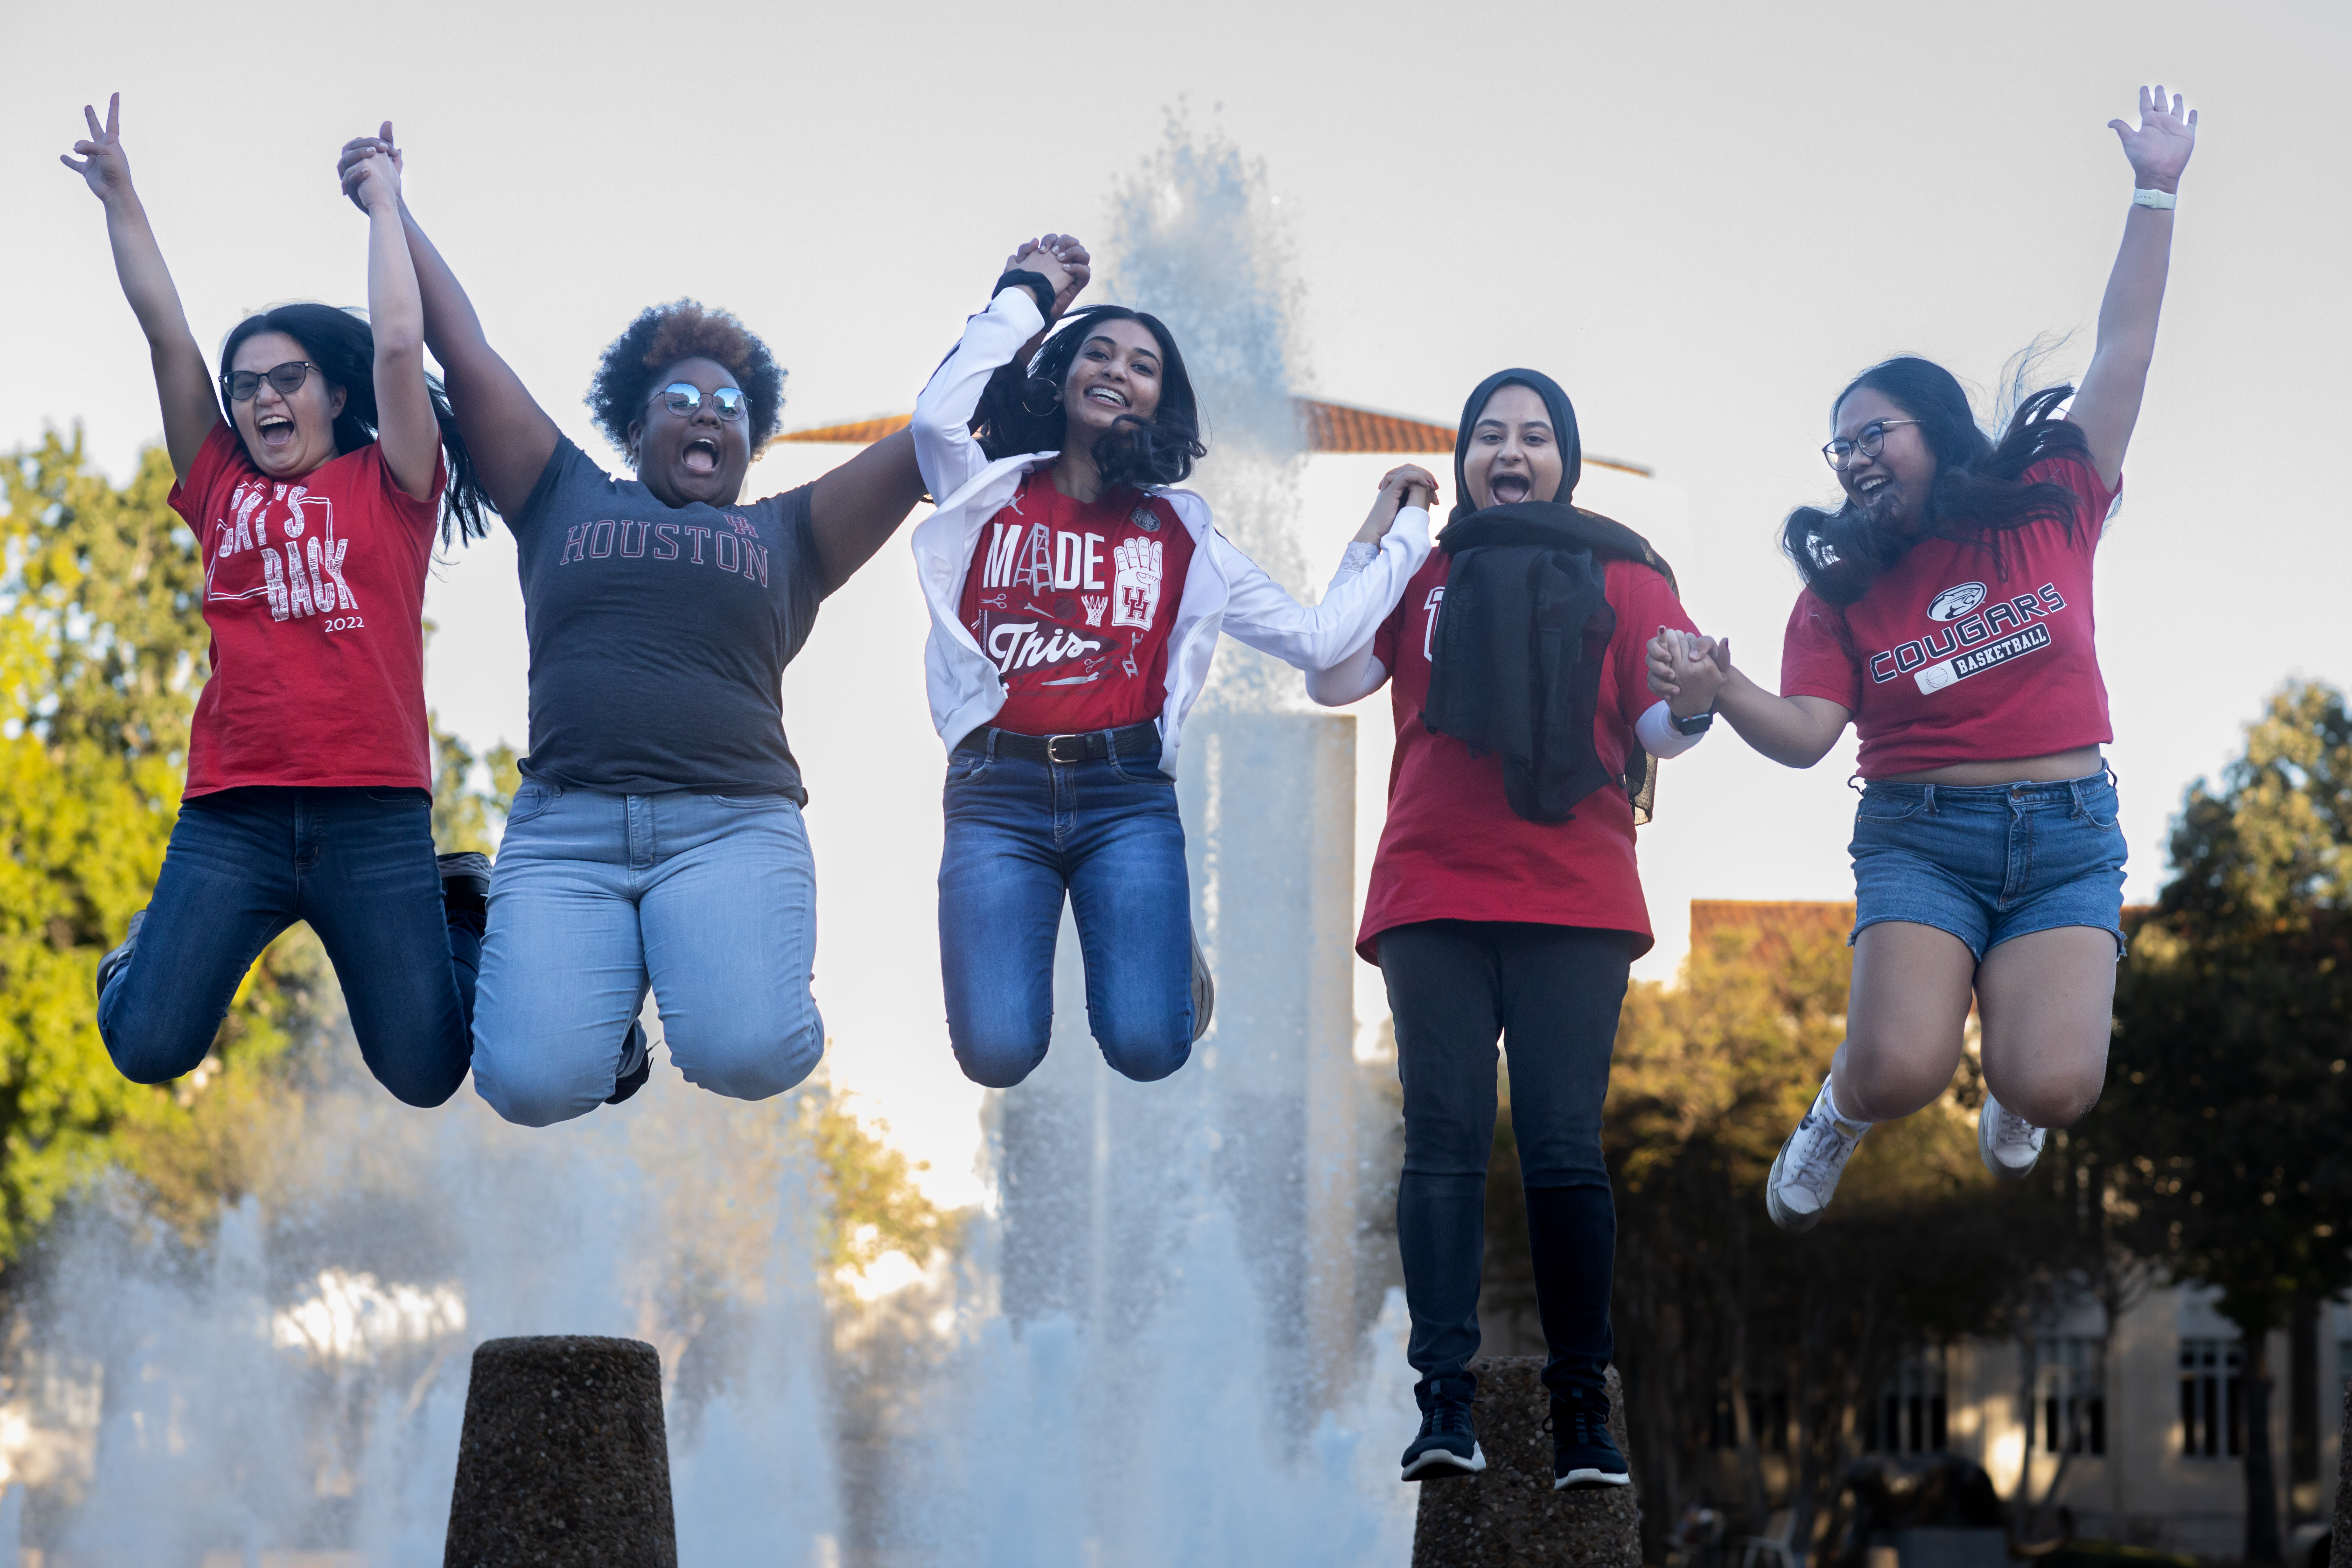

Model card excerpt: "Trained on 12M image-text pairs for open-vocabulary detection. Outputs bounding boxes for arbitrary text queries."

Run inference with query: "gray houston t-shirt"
[512,439,824,799]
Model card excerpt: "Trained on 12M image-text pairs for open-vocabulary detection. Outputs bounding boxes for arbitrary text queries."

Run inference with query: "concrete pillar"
[443,1335,677,1568]
[1412,1360,1642,1568]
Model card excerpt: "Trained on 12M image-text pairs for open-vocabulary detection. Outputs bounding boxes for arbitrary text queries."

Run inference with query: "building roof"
[773,397,1652,476]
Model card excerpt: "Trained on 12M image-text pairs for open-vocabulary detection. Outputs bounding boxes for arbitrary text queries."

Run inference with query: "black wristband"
[1672,707,1716,737]
[995,268,1056,322]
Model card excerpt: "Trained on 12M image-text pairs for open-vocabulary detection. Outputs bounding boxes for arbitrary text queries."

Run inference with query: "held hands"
[1001,234,1091,320]
[337,122,405,213]
[61,94,134,205]
[2109,85,2196,194]
[1382,464,1440,515]
[1646,629,1731,719]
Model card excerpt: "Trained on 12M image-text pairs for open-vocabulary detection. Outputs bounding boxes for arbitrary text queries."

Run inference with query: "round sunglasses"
[221,360,323,403]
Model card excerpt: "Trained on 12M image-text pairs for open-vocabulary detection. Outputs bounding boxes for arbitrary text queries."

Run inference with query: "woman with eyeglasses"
[909,245,1430,1089]
[64,97,497,1107]
[1306,369,1708,1494]
[335,124,970,1125]
[1647,88,2198,1230]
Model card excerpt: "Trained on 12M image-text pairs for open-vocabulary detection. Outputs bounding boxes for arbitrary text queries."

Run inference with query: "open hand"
[338,121,405,213]
[2109,85,2196,194]
[61,94,133,204]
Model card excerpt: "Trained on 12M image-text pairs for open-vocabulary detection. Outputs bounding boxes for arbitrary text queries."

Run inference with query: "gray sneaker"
[96,910,147,1002]
[1766,1075,1869,1232]
[1978,1091,2045,1180]
[1189,926,1215,1043]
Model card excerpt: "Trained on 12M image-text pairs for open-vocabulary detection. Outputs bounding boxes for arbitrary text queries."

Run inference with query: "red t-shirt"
[958,474,1198,735]
[1357,553,1696,962]
[169,423,443,795]
[1779,455,2119,778]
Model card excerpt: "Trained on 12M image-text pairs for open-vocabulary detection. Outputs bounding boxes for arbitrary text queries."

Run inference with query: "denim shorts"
[1848,769,2127,960]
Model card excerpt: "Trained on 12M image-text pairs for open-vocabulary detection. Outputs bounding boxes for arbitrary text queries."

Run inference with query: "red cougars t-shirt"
[1779,455,2119,778]
[958,474,1198,735]
[169,422,443,796]
[1357,552,1696,963]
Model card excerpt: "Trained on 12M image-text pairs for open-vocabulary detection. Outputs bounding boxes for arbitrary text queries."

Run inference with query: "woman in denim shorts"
[1644,86,2197,1228]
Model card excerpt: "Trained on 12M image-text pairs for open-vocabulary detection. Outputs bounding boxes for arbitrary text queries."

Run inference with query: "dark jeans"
[98,786,478,1107]
[1378,919,1632,1405]
[937,729,1192,1088]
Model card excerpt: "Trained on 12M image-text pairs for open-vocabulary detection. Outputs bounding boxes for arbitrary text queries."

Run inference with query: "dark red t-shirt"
[168,422,442,795]
[1357,553,1696,962]
[1779,455,2119,778]
[958,474,1198,735]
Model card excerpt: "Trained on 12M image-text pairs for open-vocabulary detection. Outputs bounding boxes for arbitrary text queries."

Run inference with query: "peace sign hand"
[61,93,134,205]
[2109,85,2197,194]
[338,121,405,213]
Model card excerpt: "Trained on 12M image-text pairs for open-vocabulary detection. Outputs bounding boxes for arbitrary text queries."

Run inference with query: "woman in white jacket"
[910,240,1430,1087]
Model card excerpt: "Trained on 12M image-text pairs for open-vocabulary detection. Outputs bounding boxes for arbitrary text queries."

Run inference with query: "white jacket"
[908,286,1431,777]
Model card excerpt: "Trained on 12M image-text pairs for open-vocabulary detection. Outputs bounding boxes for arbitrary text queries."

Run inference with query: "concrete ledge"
[443,1335,677,1568]
[1413,1359,1641,1568]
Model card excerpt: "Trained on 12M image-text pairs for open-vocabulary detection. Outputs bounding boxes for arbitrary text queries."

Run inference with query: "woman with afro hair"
[908,241,1430,1089]
[337,122,966,1125]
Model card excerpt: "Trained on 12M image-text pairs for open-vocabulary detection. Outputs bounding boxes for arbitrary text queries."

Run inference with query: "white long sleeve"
[1634,699,1705,759]
[1215,506,1431,674]
[910,286,1048,504]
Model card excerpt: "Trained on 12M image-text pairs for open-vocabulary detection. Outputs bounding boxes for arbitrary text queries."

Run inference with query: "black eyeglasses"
[222,361,322,403]
[647,382,747,421]
[1823,418,1921,471]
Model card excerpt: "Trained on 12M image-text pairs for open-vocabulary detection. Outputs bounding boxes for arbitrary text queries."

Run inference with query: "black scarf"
[1421,369,1679,825]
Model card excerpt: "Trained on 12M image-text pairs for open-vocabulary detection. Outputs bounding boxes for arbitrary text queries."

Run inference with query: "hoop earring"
[1020,377,1062,418]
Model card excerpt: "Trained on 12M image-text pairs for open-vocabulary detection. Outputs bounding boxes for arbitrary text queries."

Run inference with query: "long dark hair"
[972,305,1206,492]
[1782,356,2093,605]
[218,303,493,544]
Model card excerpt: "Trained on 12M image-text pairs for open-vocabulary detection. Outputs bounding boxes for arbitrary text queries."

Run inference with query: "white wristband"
[2132,187,2176,210]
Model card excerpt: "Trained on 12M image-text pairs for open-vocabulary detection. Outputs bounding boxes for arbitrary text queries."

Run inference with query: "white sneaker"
[1766,1076,1869,1232]
[1978,1091,2044,1180]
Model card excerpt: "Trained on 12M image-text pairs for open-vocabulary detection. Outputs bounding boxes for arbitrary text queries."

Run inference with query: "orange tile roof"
[772,398,1651,476]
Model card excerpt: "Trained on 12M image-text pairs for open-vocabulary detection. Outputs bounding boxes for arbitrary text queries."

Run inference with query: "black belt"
[957,720,1159,765]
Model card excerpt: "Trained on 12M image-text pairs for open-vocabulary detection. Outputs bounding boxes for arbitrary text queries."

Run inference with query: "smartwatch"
[1673,707,1716,737]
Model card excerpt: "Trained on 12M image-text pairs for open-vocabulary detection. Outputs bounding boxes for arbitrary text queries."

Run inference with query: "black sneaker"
[96,910,147,1002]
[436,851,492,905]
[1547,1387,1631,1490]
[1401,1387,1485,1483]
[606,1020,651,1105]
[1189,926,1215,1044]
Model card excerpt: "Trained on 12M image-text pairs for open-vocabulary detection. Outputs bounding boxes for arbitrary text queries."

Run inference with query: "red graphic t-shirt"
[1779,455,2120,778]
[169,422,443,795]
[1357,553,1696,962]
[958,474,1197,735]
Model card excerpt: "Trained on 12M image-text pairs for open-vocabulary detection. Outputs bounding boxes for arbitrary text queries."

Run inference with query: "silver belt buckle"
[1046,733,1086,765]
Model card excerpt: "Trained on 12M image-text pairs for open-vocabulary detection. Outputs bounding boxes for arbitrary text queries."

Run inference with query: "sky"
[7,0,2348,1206]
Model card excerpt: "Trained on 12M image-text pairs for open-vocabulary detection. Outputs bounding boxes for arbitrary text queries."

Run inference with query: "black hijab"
[1421,369,1678,824]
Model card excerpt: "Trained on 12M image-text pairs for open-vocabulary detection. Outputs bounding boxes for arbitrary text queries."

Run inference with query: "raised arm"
[1303,463,1437,706]
[909,240,1086,502]
[2068,86,2198,489]
[62,95,220,482]
[1648,632,1851,769]
[344,147,438,503]
[338,124,556,518]
[1217,475,1433,674]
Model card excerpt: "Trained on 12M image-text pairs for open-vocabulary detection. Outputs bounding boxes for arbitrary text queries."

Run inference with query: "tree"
[2097,680,2352,1566]
[0,430,337,1264]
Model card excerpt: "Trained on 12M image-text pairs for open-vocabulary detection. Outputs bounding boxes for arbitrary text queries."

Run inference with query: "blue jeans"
[470,780,824,1126]
[98,786,477,1108]
[938,730,1193,1088]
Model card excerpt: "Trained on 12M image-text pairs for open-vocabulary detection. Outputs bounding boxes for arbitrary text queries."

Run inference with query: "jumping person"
[1306,369,1713,1492]
[65,97,497,1106]
[334,125,956,1125]
[1645,87,2198,1230]
[909,243,1430,1088]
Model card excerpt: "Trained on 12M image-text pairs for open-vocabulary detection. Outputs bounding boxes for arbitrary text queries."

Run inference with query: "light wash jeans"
[471,779,823,1126]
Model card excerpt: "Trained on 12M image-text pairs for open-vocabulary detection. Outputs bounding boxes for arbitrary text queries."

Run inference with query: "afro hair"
[586,299,787,457]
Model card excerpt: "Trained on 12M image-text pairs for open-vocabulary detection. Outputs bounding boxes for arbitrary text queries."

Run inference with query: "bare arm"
[2069,86,2198,489]
[1647,632,1850,769]
[62,95,219,482]
[806,429,928,595]
[339,125,556,518]
[346,148,438,503]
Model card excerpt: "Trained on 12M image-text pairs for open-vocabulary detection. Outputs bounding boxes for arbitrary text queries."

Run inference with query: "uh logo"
[209,478,359,624]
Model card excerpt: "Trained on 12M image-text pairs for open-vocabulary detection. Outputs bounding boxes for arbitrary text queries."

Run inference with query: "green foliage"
[0,430,316,1264]
[430,716,519,856]
[800,1084,959,1274]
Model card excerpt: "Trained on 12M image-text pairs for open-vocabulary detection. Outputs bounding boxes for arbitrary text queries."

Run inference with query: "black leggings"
[1378,919,1631,1402]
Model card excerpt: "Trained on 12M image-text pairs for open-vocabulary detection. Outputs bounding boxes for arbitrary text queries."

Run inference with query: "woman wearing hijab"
[1307,370,1713,1491]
